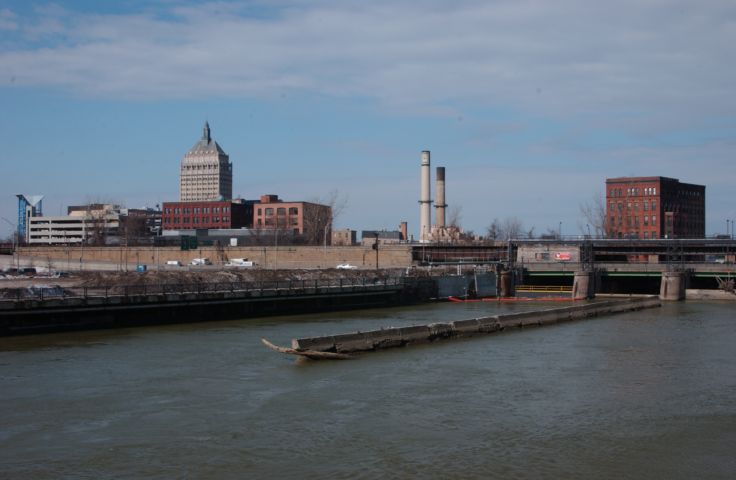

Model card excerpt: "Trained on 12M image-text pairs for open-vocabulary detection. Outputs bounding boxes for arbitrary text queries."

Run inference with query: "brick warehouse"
[162,199,253,231]
[606,176,705,239]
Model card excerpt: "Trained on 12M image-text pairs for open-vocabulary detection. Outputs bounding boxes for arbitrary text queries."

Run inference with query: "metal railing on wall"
[0,277,409,304]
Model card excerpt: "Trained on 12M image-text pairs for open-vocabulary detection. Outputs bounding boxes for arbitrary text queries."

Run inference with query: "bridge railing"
[0,277,409,304]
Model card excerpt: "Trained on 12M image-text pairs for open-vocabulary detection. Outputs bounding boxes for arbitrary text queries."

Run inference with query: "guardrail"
[0,277,409,304]
[515,285,573,293]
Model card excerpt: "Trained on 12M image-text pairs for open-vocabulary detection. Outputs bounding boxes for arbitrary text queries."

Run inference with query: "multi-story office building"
[162,200,253,231]
[26,204,121,245]
[605,176,705,239]
[253,195,332,244]
[180,122,232,202]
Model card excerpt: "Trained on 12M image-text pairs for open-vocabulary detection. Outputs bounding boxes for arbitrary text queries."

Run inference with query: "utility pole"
[373,232,379,270]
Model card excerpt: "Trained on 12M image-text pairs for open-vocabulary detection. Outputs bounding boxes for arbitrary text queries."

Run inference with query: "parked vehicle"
[226,258,255,267]
[166,260,183,266]
[191,258,212,266]
[336,263,357,270]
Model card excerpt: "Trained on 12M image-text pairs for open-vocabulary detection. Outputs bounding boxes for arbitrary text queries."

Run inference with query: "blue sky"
[1,0,735,239]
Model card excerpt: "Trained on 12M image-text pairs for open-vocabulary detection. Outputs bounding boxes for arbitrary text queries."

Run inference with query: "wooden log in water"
[261,338,353,360]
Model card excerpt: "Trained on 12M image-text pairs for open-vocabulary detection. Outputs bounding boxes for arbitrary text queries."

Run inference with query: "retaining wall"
[17,245,415,270]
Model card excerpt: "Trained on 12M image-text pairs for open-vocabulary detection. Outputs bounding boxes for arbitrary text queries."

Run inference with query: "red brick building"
[162,200,253,231]
[254,195,332,244]
[606,176,705,239]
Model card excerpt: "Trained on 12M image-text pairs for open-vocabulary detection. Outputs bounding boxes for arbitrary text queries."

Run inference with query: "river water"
[1,301,734,479]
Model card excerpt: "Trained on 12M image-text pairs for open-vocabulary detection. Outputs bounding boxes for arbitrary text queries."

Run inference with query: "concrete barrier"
[291,296,661,355]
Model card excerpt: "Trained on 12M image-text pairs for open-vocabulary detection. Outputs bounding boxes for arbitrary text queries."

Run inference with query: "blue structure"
[16,194,43,242]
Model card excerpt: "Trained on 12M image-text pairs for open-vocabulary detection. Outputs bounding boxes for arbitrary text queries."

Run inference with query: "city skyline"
[1,1,735,239]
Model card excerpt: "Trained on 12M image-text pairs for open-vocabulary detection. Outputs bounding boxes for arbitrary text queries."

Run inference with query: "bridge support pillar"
[499,270,515,297]
[572,271,595,300]
[660,271,686,301]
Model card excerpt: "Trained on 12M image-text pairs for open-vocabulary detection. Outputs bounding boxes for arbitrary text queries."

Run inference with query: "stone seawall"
[292,296,661,354]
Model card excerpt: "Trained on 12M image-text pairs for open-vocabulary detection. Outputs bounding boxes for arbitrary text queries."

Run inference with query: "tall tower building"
[180,122,232,202]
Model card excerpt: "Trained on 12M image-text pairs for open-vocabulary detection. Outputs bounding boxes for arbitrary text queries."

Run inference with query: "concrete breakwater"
[291,296,661,355]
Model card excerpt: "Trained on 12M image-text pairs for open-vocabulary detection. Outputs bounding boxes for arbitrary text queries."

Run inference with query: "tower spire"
[203,121,211,143]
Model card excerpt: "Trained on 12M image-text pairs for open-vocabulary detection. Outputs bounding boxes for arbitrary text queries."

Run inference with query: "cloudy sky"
[1,0,735,238]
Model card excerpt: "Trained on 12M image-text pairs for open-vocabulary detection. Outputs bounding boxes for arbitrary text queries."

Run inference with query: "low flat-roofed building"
[332,229,356,246]
[361,230,403,246]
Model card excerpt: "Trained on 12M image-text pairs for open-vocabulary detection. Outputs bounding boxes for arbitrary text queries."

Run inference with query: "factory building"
[418,151,460,243]
[605,176,705,239]
[180,122,233,202]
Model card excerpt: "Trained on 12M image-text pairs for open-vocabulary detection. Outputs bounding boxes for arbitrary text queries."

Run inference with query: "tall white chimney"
[419,150,432,242]
[435,167,446,228]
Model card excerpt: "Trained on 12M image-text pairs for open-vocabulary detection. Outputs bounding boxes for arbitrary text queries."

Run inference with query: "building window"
[289,207,299,215]
[203,208,209,214]
[265,208,274,216]
[277,207,286,215]
[644,215,649,226]
[222,216,229,222]
[257,208,262,216]
[652,215,657,226]
[214,217,220,223]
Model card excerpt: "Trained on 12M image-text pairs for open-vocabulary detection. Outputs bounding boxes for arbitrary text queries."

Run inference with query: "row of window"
[163,216,229,224]
[610,215,658,227]
[256,218,299,226]
[257,207,299,216]
[610,201,658,212]
[165,206,230,214]
[609,186,657,197]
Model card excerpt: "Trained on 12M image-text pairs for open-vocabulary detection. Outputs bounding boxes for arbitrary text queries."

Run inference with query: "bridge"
[411,238,736,296]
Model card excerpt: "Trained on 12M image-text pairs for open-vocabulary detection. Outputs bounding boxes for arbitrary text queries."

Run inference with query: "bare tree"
[542,227,561,239]
[487,216,526,240]
[579,192,609,237]
[447,205,463,228]
[303,190,348,245]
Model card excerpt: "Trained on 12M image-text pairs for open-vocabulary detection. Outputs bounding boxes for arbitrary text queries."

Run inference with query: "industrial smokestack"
[419,151,432,242]
[435,166,446,228]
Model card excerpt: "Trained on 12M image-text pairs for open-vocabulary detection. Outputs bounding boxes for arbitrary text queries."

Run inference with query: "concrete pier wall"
[660,271,686,301]
[292,296,661,354]
[572,271,595,300]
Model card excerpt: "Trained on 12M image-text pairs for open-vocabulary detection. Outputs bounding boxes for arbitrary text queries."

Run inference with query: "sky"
[1,0,735,239]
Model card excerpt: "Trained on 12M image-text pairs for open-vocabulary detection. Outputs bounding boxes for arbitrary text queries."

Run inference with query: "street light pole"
[559,221,562,239]
[373,232,379,270]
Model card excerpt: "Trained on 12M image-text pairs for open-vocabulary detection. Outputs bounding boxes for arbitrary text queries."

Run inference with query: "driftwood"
[260,338,353,360]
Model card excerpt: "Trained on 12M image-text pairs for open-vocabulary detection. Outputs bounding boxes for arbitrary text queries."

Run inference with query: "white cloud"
[1,0,734,123]
[0,8,18,30]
